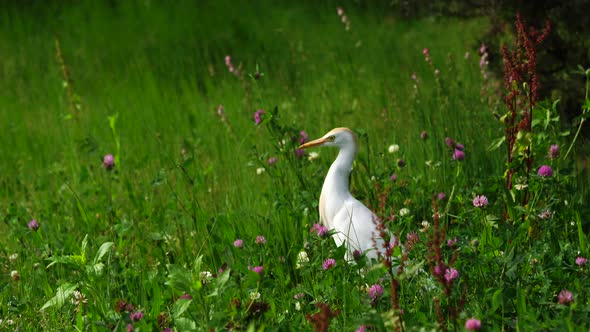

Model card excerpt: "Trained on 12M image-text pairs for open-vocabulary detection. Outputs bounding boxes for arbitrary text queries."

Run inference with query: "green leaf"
[174,317,197,331]
[173,299,193,319]
[86,262,105,276]
[46,255,85,269]
[80,234,89,263]
[207,269,230,298]
[40,283,77,311]
[165,265,193,293]
[398,260,425,281]
[492,288,503,312]
[487,136,505,151]
[93,242,114,265]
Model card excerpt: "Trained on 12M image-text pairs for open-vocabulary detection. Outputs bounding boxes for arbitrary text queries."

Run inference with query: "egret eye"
[328,135,336,142]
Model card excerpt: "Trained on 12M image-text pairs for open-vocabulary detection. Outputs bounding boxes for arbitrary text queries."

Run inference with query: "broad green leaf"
[173,299,192,319]
[165,265,193,293]
[492,288,503,311]
[46,255,85,269]
[93,242,114,264]
[174,317,197,331]
[208,269,230,298]
[40,283,77,310]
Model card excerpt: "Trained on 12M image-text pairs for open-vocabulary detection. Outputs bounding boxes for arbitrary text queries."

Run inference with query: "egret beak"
[298,137,329,150]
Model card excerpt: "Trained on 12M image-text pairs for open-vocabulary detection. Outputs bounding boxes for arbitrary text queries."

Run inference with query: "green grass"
[1,1,589,331]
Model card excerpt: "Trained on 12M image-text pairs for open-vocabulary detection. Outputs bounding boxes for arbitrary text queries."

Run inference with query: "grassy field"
[1,1,589,331]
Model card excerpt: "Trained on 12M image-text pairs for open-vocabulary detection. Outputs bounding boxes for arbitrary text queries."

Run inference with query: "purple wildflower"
[423,48,429,56]
[465,318,482,330]
[538,165,553,177]
[294,293,305,300]
[299,131,309,144]
[267,157,277,165]
[548,144,559,159]
[420,131,428,139]
[389,173,397,182]
[311,223,329,237]
[28,219,40,231]
[355,326,367,332]
[437,192,446,200]
[445,137,454,148]
[455,143,464,151]
[126,324,133,332]
[322,258,336,270]
[452,149,465,161]
[397,159,406,167]
[433,264,444,276]
[250,266,264,275]
[447,237,458,247]
[295,148,305,158]
[233,239,243,248]
[479,42,487,55]
[255,235,266,244]
[224,55,239,76]
[103,154,115,170]
[368,284,384,300]
[473,195,488,208]
[180,293,192,300]
[444,268,459,282]
[254,109,266,125]
[558,289,573,305]
[576,256,588,266]
[352,249,362,260]
[130,310,144,322]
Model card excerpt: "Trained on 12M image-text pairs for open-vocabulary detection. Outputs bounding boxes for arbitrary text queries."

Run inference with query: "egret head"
[298,127,357,152]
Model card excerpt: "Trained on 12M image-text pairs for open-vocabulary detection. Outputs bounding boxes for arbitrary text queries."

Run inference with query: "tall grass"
[1,1,588,330]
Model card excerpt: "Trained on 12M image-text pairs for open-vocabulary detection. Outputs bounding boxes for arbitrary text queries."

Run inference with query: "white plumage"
[299,128,387,260]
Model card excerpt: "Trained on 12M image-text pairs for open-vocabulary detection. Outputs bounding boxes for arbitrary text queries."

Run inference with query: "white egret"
[298,127,388,260]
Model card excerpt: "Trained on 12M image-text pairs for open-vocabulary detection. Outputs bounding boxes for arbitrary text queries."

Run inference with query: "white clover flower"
[399,208,410,217]
[10,270,20,281]
[296,251,309,269]
[420,220,430,232]
[308,152,320,161]
[8,253,18,262]
[256,167,266,175]
[71,290,88,305]
[250,291,261,300]
[388,144,400,153]
[295,302,302,311]
[200,271,213,284]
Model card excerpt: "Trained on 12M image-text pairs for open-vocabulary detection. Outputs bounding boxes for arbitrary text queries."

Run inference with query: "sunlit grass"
[1,1,589,331]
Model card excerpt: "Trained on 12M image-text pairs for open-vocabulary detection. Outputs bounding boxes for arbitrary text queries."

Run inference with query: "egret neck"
[319,139,357,229]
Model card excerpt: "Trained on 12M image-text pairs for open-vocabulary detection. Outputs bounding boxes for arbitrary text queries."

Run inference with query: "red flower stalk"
[426,196,465,331]
[305,303,340,332]
[502,13,550,192]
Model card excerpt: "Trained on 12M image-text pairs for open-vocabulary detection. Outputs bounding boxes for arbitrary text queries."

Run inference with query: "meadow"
[1,1,589,330]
